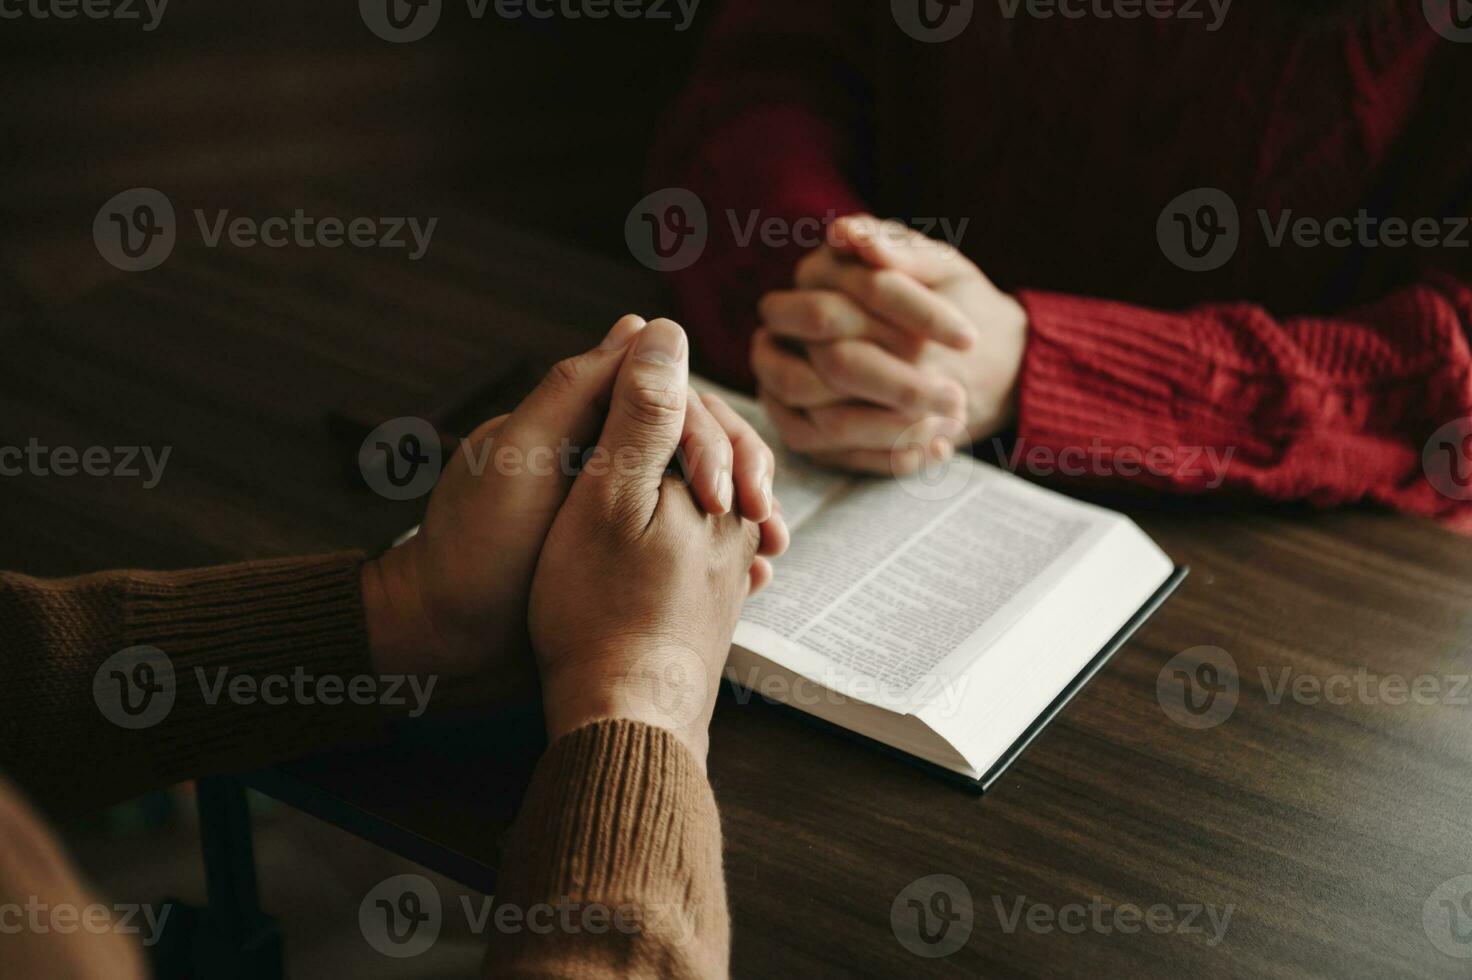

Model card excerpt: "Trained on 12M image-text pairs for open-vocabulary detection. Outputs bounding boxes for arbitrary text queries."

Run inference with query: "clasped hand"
[751,214,1028,474]
[361,316,788,766]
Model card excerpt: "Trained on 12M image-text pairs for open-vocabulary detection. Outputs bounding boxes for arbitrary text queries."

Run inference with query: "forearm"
[483,720,729,979]
[1014,275,1472,529]
[0,552,388,816]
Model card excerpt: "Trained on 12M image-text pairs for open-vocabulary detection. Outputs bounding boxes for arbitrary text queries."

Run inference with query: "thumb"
[590,318,690,526]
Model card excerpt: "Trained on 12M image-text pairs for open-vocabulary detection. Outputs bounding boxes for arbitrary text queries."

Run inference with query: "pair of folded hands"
[360,315,789,766]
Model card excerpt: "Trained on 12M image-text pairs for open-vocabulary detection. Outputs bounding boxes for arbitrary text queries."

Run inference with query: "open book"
[702,381,1183,789]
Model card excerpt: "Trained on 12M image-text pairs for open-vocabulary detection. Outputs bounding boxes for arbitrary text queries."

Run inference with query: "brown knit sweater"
[0,553,728,979]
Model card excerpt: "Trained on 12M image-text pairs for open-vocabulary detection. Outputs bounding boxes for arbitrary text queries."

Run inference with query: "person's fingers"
[460,413,509,447]
[809,439,951,476]
[759,395,826,455]
[491,314,647,479]
[794,247,974,350]
[736,513,763,568]
[827,213,980,290]
[806,340,966,418]
[803,403,966,452]
[679,391,734,515]
[758,289,906,348]
[586,318,691,527]
[748,556,774,596]
[750,328,845,409]
[756,510,789,558]
[700,391,775,523]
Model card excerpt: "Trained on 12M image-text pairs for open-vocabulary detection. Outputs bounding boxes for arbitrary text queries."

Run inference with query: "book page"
[734,458,1114,715]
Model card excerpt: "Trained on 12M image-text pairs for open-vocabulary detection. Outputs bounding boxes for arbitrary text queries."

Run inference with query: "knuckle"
[940,380,967,416]
[543,355,586,395]
[872,269,908,297]
[805,296,839,339]
[742,518,763,557]
[749,338,771,380]
[896,381,922,411]
[816,343,854,385]
[853,270,885,308]
[757,293,779,322]
[795,250,823,284]
[624,374,686,427]
[916,305,946,338]
[778,361,808,400]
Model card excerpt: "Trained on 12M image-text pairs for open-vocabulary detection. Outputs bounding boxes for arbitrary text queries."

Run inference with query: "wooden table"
[3,209,1470,979]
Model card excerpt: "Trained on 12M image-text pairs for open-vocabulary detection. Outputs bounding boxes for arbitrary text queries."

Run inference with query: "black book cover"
[723,565,1190,793]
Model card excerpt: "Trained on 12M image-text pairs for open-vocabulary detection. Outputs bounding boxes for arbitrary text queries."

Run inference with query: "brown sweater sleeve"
[484,720,730,979]
[0,555,730,978]
[0,553,386,816]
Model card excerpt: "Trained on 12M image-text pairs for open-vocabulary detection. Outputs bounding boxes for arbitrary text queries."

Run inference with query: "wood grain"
[2,208,1469,978]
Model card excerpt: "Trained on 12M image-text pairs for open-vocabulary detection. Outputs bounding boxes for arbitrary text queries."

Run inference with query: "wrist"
[360,546,431,680]
[539,655,718,771]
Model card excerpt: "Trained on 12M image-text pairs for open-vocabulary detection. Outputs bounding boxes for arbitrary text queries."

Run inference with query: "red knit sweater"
[649,1,1472,530]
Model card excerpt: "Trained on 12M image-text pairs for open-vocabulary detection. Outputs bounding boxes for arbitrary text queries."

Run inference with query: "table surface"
[3,207,1471,980]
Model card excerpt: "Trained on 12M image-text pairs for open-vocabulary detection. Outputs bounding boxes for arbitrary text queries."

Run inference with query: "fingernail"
[930,436,954,460]
[600,315,646,350]
[717,468,733,512]
[635,319,687,364]
[761,470,774,512]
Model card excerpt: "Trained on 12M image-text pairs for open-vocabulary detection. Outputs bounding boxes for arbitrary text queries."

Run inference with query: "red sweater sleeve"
[1016,273,1472,531]
[648,0,867,389]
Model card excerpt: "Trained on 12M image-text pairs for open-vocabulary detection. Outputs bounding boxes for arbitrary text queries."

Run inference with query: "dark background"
[0,1,721,310]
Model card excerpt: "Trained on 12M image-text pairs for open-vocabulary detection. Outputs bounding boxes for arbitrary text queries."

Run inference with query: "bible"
[704,381,1184,790]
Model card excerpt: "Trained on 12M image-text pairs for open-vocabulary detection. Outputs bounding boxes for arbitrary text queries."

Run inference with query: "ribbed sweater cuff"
[488,720,728,978]
[6,552,387,814]
[119,552,386,774]
[1017,289,1204,459]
